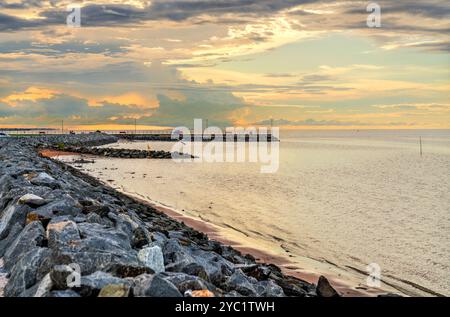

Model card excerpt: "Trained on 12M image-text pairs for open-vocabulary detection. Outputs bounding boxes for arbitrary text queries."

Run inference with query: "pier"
[1,129,279,142]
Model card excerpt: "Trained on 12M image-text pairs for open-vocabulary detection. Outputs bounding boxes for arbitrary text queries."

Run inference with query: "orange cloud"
[1,87,58,107]
[88,92,158,108]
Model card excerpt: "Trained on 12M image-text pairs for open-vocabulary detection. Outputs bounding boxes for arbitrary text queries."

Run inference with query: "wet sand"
[122,191,387,297]
[39,149,80,157]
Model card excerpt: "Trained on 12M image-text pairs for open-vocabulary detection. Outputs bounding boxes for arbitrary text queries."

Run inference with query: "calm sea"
[60,129,450,296]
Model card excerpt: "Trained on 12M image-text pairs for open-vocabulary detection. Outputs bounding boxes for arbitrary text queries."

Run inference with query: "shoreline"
[124,193,384,297]
[42,148,399,297]
[0,134,406,298]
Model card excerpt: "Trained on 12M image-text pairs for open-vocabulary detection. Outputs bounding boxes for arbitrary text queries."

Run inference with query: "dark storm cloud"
[0,12,40,31]
[346,1,450,19]
[0,0,44,9]
[0,0,324,31]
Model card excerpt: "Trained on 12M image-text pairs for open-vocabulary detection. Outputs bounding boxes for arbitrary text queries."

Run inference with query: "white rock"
[138,246,165,273]
[34,172,55,182]
[18,194,46,206]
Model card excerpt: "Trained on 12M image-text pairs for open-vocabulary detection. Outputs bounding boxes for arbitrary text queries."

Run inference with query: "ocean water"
[60,130,450,296]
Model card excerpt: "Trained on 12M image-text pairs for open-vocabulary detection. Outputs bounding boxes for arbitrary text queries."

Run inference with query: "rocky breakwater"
[44,144,192,160]
[0,134,337,297]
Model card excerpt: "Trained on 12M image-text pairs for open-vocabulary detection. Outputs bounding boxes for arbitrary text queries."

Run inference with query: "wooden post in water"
[420,137,423,157]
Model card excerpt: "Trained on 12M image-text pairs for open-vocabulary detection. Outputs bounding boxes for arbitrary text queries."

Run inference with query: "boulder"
[29,172,59,189]
[86,212,113,227]
[98,284,131,297]
[77,222,132,250]
[4,248,52,297]
[133,274,182,297]
[160,272,214,294]
[72,271,131,297]
[105,263,154,278]
[0,223,23,257]
[138,246,165,273]
[180,262,209,282]
[82,205,110,217]
[256,280,285,297]
[34,195,82,218]
[3,221,46,271]
[0,203,31,240]
[33,273,53,297]
[316,275,340,297]
[46,220,80,250]
[163,239,234,285]
[49,290,81,297]
[18,194,47,207]
[271,275,311,297]
[52,250,140,276]
[223,270,257,296]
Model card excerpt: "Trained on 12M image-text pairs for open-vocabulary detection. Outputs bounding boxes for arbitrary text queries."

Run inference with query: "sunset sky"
[0,0,449,130]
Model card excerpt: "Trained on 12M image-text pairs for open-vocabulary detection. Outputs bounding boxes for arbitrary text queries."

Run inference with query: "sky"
[0,0,449,130]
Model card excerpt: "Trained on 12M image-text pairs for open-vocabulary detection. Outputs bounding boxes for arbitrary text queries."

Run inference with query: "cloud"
[264,73,297,78]
[0,92,151,125]
[0,12,40,31]
[0,62,251,127]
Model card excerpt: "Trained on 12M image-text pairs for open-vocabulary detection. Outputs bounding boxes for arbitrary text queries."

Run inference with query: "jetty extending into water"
[1,129,279,142]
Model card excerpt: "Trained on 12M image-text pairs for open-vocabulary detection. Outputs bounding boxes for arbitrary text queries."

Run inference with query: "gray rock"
[4,248,52,297]
[73,271,130,297]
[180,262,210,282]
[46,220,80,250]
[74,215,87,223]
[3,221,46,271]
[33,273,53,297]
[224,270,257,296]
[86,212,112,226]
[256,280,285,297]
[0,223,23,257]
[34,195,82,218]
[160,272,215,294]
[138,246,165,273]
[0,203,31,240]
[30,172,59,189]
[133,273,182,297]
[163,239,234,285]
[53,248,139,276]
[77,222,132,250]
[49,290,81,297]
[18,194,47,207]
